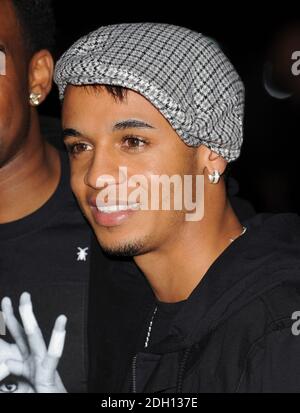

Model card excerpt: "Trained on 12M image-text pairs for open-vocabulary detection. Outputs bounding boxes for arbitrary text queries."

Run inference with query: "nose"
[84,146,126,190]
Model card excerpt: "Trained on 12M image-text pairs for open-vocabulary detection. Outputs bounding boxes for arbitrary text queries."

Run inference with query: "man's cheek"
[70,175,85,199]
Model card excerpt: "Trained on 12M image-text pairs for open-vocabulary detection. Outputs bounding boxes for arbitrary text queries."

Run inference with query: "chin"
[96,233,149,257]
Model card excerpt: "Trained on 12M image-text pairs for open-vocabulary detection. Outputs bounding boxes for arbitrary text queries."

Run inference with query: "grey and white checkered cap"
[54,23,245,162]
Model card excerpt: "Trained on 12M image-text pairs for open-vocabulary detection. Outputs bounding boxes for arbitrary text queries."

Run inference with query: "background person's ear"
[28,50,54,105]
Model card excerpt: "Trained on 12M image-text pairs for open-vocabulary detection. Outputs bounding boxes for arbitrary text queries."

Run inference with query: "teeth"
[97,203,140,214]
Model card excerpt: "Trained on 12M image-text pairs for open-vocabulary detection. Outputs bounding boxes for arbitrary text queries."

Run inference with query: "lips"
[88,196,141,227]
[96,203,140,214]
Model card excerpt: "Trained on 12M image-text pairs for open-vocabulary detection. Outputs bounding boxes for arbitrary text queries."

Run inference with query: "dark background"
[42,3,300,214]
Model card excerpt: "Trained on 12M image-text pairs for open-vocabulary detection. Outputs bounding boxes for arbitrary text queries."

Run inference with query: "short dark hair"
[11,0,56,55]
[84,84,128,101]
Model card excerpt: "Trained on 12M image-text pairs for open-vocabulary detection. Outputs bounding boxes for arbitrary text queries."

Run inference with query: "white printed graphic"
[77,247,89,262]
[0,51,6,76]
[0,312,5,336]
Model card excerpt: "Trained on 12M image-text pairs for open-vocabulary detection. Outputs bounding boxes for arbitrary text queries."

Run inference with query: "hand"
[0,292,67,393]
[0,338,31,393]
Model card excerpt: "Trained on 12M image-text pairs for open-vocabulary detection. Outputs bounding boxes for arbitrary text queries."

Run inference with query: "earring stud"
[29,92,42,106]
[208,170,221,184]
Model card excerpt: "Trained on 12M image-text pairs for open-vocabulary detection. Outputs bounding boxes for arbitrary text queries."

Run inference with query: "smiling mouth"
[96,203,141,214]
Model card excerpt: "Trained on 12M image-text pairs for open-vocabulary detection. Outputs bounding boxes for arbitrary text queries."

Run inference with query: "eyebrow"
[113,119,155,130]
[63,119,155,140]
[62,128,83,140]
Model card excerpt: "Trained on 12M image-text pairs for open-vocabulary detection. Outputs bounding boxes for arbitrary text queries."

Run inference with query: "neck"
[0,113,61,223]
[134,200,243,304]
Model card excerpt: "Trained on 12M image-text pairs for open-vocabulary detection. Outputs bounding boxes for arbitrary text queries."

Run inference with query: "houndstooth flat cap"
[54,23,245,162]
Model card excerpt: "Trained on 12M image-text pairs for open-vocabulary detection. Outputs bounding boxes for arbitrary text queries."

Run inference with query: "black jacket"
[88,190,255,393]
[119,213,300,393]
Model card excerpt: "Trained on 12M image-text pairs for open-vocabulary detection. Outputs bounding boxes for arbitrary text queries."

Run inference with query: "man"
[0,0,91,392]
[3,23,300,393]
[54,23,300,393]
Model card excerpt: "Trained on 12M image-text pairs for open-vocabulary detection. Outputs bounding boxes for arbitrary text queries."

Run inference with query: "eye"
[121,136,148,152]
[66,142,93,156]
[0,382,18,393]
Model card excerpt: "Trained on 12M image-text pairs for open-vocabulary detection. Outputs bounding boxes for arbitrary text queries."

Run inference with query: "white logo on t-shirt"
[77,247,89,262]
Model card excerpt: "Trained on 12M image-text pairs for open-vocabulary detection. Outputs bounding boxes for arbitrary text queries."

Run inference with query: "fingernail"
[56,315,67,331]
[2,297,12,308]
[1,297,13,316]
[20,292,31,306]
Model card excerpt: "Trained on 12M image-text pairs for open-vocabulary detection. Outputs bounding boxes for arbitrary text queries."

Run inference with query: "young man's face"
[63,85,201,256]
[0,0,31,168]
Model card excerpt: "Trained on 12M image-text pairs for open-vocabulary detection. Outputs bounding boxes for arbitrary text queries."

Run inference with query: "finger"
[18,293,46,358]
[18,293,38,335]
[0,359,29,382]
[1,297,29,358]
[0,339,12,353]
[4,359,30,379]
[42,315,67,379]
[0,362,10,381]
[0,340,22,361]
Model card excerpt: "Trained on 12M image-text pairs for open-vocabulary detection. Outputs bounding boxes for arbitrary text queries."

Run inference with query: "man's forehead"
[63,85,170,132]
[63,85,126,113]
[0,0,15,27]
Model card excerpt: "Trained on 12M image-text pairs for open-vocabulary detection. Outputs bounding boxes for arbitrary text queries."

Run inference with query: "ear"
[207,149,227,174]
[197,145,227,178]
[28,50,54,105]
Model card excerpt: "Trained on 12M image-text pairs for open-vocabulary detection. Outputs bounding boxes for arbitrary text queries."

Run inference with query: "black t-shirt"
[0,151,92,393]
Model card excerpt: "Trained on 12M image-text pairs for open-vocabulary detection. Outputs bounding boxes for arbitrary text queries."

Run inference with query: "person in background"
[0,0,120,393]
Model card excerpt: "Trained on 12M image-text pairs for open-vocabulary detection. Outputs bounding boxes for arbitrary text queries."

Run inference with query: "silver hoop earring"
[29,92,42,106]
[208,170,221,184]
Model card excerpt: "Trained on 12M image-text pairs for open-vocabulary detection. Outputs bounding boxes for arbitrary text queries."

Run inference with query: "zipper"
[131,355,138,393]
[131,303,158,393]
[176,347,191,392]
